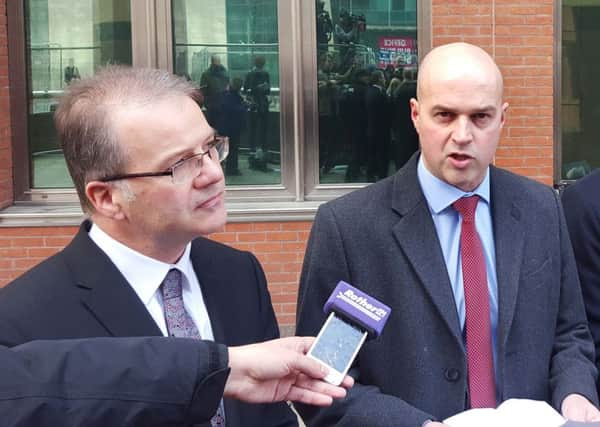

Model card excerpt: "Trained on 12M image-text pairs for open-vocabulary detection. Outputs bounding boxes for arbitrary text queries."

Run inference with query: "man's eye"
[435,111,453,120]
[473,113,491,124]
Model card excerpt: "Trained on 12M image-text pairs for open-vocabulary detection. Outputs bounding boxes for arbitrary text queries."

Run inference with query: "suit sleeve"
[550,188,599,408]
[0,337,230,427]
[296,204,434,427]
[562,180,600,394]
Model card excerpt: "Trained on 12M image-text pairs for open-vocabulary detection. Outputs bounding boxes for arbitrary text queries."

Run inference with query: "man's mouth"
[449,153,472,161]
[448,153,474,168]
[196,192,224,209]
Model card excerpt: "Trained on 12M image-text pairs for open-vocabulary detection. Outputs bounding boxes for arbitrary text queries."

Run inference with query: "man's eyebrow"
[430,104,497,113]
[163,132,217,166]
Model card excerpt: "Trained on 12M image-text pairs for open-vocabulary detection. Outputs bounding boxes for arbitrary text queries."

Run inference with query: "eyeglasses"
[99,136,229,185]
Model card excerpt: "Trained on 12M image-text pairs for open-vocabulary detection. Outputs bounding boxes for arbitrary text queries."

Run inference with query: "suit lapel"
[489,168,525,354]
[189,239,227,343]
[391,156,463,344]
[63,221,163,337]
[188,239,242,427]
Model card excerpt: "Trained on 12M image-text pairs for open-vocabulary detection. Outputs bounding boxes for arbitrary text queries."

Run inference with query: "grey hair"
[54,65,201,213]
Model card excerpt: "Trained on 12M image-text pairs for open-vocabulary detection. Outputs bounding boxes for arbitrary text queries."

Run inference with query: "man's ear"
[410,97,420,132]
[85,181,126,220]
[499,101,509,128]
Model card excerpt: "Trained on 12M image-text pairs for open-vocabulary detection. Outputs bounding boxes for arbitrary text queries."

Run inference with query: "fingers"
[284,375,350,407]
[285,386,334,407]
[278,336,315,353]
[340,374,354,389]
[294,374,348,399]
[287,350,329,380]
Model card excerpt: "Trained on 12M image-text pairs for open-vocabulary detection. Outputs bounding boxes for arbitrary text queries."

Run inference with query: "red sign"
[378,36,417,68]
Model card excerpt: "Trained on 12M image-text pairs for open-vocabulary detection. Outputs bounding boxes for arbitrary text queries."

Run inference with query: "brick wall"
[0,222,311,335]
[0,1,557,334]
[0,1,11,209]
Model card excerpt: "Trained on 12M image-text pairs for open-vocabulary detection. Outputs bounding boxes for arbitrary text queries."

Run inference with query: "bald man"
[296,42,600,426]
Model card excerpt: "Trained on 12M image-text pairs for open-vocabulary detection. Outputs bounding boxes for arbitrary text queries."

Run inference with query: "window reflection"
[316,0,418,184]
[172,0,281,185]
[27,0,132,188]
[562,5,600,180]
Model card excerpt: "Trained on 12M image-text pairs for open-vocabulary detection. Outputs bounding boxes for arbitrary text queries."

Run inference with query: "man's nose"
[451,116,473,144]
[193,155,224,188]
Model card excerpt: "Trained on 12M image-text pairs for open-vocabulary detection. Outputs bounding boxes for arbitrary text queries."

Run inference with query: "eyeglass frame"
[98,135,229,184]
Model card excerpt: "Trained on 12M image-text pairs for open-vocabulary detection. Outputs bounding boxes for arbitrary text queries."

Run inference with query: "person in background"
[219,77,247,176]
[562,169,600,397]
[244,55,271,170]
[200,54,229,128]
[390,66,419,169]
[296,42,600,426]
[64,58,80,84]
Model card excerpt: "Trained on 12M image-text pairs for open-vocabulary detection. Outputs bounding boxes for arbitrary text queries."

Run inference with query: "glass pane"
[561,4,600,180]
[26,0,132,188]
[316,0,418,184]
[172,0,281,186]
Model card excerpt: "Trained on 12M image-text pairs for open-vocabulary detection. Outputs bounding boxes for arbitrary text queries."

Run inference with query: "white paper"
[444,399,565,427]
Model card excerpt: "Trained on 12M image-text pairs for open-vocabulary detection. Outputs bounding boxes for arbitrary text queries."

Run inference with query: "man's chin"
[195,211,227,235]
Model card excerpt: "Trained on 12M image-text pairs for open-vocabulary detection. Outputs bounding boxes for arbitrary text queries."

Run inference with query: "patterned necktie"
[453,196,496,408]
[161,269,226,426]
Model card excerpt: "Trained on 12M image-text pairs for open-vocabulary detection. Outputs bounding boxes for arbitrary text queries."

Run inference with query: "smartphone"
[307,312,368,385]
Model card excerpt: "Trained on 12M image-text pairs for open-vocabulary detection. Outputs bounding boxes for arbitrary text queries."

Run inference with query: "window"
[8,0,425,218]
[25,0,132,188]
[315,0,418,184]
[172,0,281,186]
[561,2,600,181]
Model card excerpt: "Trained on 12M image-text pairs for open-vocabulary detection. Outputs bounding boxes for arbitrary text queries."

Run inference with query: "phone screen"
[308,312,367,382]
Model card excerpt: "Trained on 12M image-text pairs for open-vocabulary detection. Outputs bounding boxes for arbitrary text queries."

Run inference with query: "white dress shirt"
[88,224,214,340]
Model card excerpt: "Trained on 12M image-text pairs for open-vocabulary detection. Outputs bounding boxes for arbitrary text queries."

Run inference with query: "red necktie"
[453,196,496,408]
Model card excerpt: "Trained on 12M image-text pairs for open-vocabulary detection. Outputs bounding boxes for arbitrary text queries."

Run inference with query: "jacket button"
[445,368,460,382]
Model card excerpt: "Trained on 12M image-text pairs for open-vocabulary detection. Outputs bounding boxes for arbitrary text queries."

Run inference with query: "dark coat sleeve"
[0,337,230,427]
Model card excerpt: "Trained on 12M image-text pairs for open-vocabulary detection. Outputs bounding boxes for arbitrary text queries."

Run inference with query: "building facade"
[0,0,596,335]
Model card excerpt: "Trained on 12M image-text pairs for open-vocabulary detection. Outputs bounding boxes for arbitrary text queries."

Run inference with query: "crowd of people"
[198,54,272,175]
[318,50,419,182]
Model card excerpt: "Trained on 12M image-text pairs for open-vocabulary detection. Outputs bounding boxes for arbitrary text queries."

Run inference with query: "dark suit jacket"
[0,220,297,427]
[296,153,597,426]
[563,169,600,396]
[2,337,229,427]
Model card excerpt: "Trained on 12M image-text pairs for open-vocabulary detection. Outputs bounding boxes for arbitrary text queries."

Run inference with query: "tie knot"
[453,195,480,222]
[161,269,183,300]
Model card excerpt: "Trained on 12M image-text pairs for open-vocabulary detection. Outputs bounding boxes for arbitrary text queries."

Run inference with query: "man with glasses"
[0,66,300,426]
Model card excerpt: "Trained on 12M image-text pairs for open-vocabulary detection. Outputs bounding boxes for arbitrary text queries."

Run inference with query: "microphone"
[307,281,391,384]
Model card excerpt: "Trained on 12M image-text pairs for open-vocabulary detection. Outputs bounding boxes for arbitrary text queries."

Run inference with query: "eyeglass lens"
[171,138,229,184]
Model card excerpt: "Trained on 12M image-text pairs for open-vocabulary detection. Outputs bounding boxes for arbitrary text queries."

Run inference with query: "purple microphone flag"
[323,281,391,338]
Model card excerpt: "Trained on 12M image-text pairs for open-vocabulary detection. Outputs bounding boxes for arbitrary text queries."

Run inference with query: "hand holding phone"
[307,281,391,385]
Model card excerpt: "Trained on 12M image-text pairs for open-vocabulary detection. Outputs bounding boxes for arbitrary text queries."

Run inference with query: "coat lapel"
[391,156,463,345]
[489,168,525,355]
[63,221,163,337]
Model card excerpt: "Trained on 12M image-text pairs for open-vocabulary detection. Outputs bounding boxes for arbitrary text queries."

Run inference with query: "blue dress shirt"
[417,157,499,385]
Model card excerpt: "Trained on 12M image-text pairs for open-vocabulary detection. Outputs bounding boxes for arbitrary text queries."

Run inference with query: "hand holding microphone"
[307,281,392,385]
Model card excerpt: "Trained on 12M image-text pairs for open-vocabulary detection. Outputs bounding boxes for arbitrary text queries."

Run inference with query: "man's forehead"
[418,43,503,99]
[419,70,503,105]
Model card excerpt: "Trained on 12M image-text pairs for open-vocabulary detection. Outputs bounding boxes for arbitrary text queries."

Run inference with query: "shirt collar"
[417,155,490,214]
[88,223,194,305]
